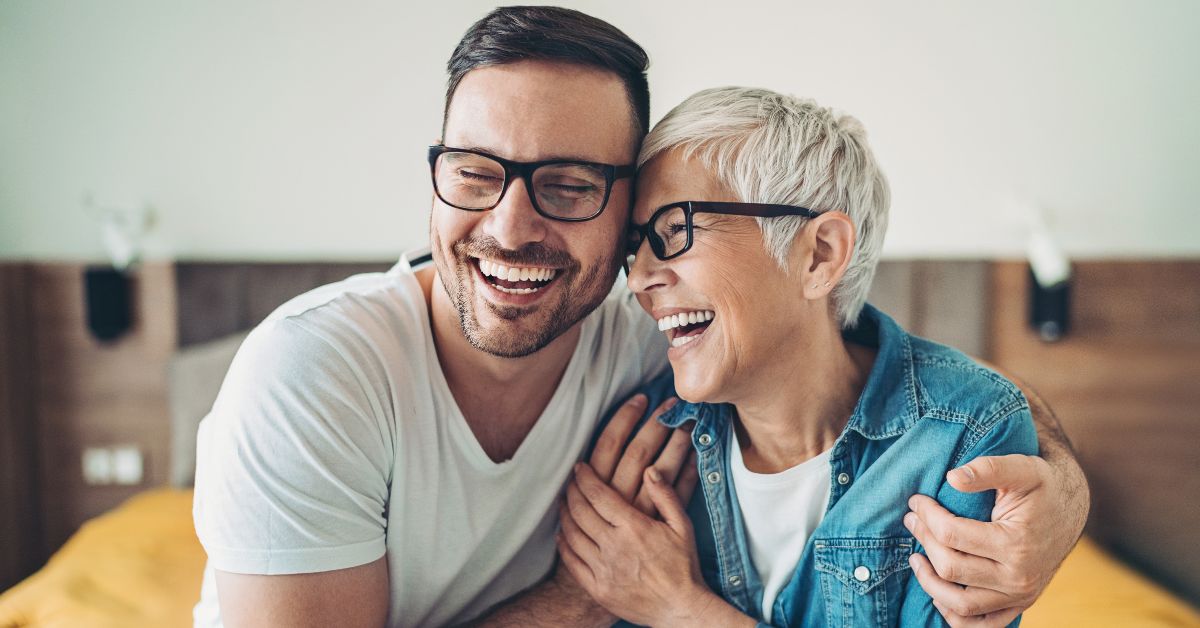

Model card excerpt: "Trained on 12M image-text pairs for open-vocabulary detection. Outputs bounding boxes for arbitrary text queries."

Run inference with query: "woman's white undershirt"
[729,428,833,623]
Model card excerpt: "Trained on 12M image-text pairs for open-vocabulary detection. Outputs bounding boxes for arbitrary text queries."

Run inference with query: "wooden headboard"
[174,261,393,347]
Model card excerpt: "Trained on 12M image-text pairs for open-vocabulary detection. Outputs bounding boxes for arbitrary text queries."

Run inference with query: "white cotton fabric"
[729,429,832,624]
[192,254,667,628]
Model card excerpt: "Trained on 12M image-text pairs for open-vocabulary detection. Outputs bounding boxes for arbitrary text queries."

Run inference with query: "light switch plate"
[111,445,143,485]
[82,448,112,485]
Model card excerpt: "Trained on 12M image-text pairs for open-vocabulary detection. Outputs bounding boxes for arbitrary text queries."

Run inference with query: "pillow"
[166,332,248,487]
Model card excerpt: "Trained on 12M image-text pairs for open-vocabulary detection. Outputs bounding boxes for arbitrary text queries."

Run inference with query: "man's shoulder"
[225,258,431,398]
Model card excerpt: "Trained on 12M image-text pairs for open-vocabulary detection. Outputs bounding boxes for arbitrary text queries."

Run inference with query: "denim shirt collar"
[657,303,920,442]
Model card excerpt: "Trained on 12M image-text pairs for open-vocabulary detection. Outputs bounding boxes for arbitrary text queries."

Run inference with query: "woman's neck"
[731,316,876,474]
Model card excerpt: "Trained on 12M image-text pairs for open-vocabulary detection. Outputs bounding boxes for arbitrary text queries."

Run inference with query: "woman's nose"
[627,239,671,294]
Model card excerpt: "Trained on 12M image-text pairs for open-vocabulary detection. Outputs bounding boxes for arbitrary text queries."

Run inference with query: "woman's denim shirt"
[638,304,1038,627]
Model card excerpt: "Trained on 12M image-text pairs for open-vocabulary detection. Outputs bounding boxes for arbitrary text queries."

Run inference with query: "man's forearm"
[1017,377,1091,542]
[979,358,1091,541]
[467,570,612,628]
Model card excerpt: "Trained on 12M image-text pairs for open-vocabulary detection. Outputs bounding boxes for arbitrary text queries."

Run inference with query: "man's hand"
[905,453,1089,627]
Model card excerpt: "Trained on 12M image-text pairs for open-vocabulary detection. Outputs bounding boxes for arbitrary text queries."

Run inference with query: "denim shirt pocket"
[813,537,913,628]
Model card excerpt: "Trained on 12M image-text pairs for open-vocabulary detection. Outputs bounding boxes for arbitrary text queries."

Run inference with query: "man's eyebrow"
[448,144,615,164]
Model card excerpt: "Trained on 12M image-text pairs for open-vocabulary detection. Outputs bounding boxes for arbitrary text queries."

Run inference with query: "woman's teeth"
[657,310,714,331]
[672,334,700,348]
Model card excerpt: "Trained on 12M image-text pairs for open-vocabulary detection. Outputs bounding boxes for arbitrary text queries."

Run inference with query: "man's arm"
[194,320,394,626]
[905,370,1091,627]
[463,566,610,628]
[215,559,389,628]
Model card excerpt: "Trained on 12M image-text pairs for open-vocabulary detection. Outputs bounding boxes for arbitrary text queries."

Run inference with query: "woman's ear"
[791,211,856,300]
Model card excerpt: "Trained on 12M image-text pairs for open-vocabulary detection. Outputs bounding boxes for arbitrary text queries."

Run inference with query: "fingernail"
[907,495,919,510]
[629,394,648,409]
[950,466,974,483]
[662,397,678,410]
[903,512,916,530]
[647,467,663,483]
[909,554,922,574]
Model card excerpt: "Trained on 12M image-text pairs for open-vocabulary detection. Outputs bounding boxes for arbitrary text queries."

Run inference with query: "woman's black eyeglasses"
[428,145,636,222]
[627,200,823,262]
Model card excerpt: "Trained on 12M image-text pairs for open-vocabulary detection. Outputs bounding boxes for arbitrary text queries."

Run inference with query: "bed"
[2,488,1198,627]
[2,260,1198,627]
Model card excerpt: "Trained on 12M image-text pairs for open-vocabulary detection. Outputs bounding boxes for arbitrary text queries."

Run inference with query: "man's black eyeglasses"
[627,200,824,262]
[428,145,636,222]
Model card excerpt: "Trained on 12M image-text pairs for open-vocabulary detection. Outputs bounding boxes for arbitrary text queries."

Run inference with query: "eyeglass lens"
[434,151,610,220]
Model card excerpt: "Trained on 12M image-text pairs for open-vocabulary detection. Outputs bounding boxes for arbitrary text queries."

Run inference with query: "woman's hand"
[558,462,716,627]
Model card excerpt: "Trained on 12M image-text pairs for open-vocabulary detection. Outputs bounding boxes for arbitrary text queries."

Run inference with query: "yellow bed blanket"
[2,489,1198,627]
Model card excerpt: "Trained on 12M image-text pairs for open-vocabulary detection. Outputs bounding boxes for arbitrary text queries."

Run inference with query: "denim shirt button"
[697,433,713,446]
[853,566,871,582]
[837,472,851,485]
[706,471,722,484]
[728,574,742,586]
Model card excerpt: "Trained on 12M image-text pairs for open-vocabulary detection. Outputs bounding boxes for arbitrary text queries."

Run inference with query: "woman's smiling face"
[628,150,812,404]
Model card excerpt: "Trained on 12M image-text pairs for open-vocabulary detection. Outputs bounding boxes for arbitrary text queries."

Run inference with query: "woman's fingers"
[674,451,700,505]
[610,398,678,501]
[556,532,595,588]
[644,467,691,537]
[565,477,613,538]
[575,463,646,528]
[589,394,649,482]
[633,424,693,515]
[558,503,601,564]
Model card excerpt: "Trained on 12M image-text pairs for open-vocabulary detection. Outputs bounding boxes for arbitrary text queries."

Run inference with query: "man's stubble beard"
[432,231,621,359]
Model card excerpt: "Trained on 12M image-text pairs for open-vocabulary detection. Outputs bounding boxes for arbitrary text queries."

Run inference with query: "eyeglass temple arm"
[688,201,821,219]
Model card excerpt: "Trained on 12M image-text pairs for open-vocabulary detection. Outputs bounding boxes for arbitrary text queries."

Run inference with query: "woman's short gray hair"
[639,87,890,328]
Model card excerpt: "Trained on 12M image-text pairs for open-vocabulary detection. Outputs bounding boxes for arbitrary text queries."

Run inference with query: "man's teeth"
[494,285,540,294]
[657,310,715,331]
[478,259,557,282]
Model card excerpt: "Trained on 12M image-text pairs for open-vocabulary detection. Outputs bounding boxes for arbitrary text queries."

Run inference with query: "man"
[193,7,1089,627]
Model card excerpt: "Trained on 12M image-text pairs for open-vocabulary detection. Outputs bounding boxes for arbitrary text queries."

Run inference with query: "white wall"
[2,0,1197,261]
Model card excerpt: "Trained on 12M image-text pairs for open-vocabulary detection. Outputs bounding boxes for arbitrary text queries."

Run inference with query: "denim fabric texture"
[608,304,1037,628]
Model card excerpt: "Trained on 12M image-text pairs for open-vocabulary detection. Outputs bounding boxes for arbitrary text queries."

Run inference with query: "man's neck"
[418,266,582,462]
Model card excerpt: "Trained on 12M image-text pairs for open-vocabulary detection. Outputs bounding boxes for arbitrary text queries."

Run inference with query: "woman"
[557,87,1038,627]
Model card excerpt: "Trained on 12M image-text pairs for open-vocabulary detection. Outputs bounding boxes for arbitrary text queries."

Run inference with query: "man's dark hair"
[445,6,650,138]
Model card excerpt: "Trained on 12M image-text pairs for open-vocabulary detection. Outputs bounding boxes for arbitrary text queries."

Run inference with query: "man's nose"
[483,177,548,250]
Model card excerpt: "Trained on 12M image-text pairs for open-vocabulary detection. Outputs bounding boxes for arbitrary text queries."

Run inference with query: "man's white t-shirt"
[729,429,832,624]
[192,254,667,628]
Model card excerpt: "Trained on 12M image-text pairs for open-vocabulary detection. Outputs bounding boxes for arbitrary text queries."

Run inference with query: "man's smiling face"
[431,59,638,358]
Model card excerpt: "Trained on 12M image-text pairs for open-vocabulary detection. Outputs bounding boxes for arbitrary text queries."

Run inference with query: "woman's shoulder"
[905,334,1030,435]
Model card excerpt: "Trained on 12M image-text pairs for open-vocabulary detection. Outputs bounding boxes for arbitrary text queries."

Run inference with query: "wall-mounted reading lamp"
[1027,214,1072,342]
[83,197,155,342]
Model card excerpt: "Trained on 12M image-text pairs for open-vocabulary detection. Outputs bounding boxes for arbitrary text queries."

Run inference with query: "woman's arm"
[904,372,1090,627]
[558,464,757,628]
